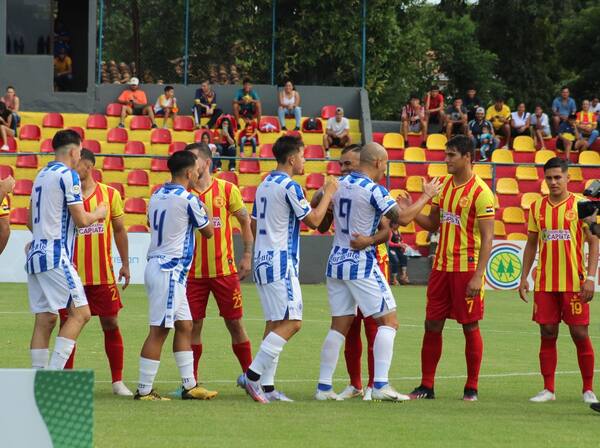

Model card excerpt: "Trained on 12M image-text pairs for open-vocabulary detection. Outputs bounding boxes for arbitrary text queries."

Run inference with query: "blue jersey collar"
[270,170,290,178]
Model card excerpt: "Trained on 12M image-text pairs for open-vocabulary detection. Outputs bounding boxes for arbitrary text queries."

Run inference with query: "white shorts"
[326,268,396,318]
[256,276,303,321]
[28,263,87,314]
[144,259,191,328]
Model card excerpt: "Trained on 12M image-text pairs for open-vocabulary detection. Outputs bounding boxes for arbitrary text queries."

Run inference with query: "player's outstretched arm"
[309,188,334,233]
[112,215,130,290]
[518,231,538,303]
[303,176,338,229]
[350,217,391,251]
[69,202,107,229]
[0,215,9,255]
[234,207,253,280]
[581,228,598,303]
[466,218,494,298]
[385,178,442,228]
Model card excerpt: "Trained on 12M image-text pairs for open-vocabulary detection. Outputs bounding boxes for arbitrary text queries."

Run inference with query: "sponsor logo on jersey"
[212,216,222,228]
[78,222,105,235]
[441,211,461,226]
[299,199,310,209]
[254,252,274,269]
[72,184,81,195]
[541,229,571,241]
[329,250,361,265]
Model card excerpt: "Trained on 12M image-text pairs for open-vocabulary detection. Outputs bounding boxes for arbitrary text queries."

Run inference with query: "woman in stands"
[278,81,302,131]
[0,102,14,151]
[215,117,237,172]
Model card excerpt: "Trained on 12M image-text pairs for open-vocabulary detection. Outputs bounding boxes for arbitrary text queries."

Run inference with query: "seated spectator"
[192,81,222,129]
[463,87,481,122]
[233,78,261,125]
[551,86,576,135]
[117,77,157,129]
[557,114,578,162]
[200,132,220,172]
[0,86,20,135]
[574,99,599,151]
[215,117,237,172]
[485,97,511,148]
[591,97,600,116]
[530,105,551,149]
[53,48,73,91]
[388,229,410,285]
[400,93,427,145]
[153,85,178,129]
[0,102,15,151]
[278,80,301,130]
[424,85,445,127]
[444,97,468,139]
[510,102,531,147]
[240,118,258,155]
[323,107,351,158]
[468,107,499,159]
[478,124,493,161]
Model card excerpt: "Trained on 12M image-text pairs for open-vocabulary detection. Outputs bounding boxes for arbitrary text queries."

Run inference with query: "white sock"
[373,326,397,384]
[261,355,279,387]
[31,348,49,369]
[47,337,76,370]
[138,357,160,396]
[318,330,345,386]
[248,332,287,378]
[174,351,197,390]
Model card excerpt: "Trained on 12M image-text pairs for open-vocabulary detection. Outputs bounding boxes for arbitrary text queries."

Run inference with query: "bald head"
[360,142,387,166]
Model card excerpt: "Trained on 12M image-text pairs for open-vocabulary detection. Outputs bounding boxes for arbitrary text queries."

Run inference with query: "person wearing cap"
[117,77,157,129]
[468,107,499,159]
[323,107,351,158]
[401,94,427,145]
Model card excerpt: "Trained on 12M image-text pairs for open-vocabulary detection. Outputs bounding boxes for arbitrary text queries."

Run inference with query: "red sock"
[574,336,595,392]
[364,316,378,388]
[539,336,557,392]
[192,344,203,381]
[104,328,124,383]
[232,340,253,372]
[64,344,76,369]
[464,327,483,391]
[344,315,363,389]
[421,330,442,389]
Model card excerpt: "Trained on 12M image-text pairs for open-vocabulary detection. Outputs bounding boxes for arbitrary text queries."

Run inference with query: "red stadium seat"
[124,141,145,155]
[130,116,152,130]
[103,156,125,171]
[107,127,128,143]
[105,103,123,117]
[151,128,172,144]
[241,186,257,203]
[259,144,274,158]
[42,112,64,128]
[304,145,325,159]
[301,118,323,134]
[321,105,338,119]
[86,114,108,129]
[19,124,41,141]
[0,165,14,178]
[169,142,187,155]
[16,155,38,169]
[0,136,17,151]
[173,116,194,132]
[40,139,54,153]
[259,116,281,133]
[150,158,169,172]
[194,129,212,143]
[91,169,103,182]
[217,171,238,185]
[108,182,125,198]
[127,169,149,186]
[326,161,341,176]
[124,198,147,214]
[14,179,33,195]
[306,173,325,190]
[10,208,28,225]
[372,132,385,144]
[82,139,101,154]
[68,127,85,139]
[239,160,260,174]
[128,225,149,233]
[285,130,302,140]
[406,134,424,148]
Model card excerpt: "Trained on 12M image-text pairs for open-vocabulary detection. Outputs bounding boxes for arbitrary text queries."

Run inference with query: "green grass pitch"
[1,283,599,447]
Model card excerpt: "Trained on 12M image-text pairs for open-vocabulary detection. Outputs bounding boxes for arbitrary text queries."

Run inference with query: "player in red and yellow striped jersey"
[184,143,254,388]
[0,174,14,255]
[519,157,598,404]
[407,135,495,401]
[59,149,132,396]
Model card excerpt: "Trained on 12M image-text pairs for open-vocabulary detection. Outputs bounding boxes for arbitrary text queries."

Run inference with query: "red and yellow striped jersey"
[0,196,9,218]
[432,174,495,272]
[576,111,595,124]
[375,243,389,280]
[528,193,588,292]
[189,177,244,279]
[74,183,124,285]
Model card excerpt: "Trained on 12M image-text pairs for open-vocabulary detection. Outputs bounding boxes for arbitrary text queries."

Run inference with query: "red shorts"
[187,274,243,320]
[58,283,122,319]
[426,270,484,324]
[533,291,589,326]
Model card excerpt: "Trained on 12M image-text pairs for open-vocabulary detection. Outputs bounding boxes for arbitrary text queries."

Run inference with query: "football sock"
[539,336,557,393]
[174,351,197,391]
[574,336,595,392]
[261,355,279,388]
[421,330,443,389]
[344,317,363,389]
[138,357,160,396]
[103,328,124,383]
[364,316,378,388]
[373,325,396,387]
[318,330,345,388]
[48,337,76,370]
[232,340,253,372]
[31,348,49,369]
[64,345,76,369]
[247,332,287,379]
[191,344,203,380]
[464,327,483,391]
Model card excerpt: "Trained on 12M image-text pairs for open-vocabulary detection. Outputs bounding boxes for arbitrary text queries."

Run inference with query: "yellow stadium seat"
[494,220,506,237]
[513,136,535,152]
[148,144,170,156]
[406,176,423,192]
[389,163,406,177]
[148,172,171,185]
[63,113,88,128]
[516,166,538,181]
[124,158,151,170]
[502,207,526,224]
[238,173,263,186]
[507,232,528,241]
[427,164,447,178]
[389,189,406,199]
[382,133,404,149]
[473,164,492,179]
[421,204,431,216]
[494,194,500,209]
[491,149,514,163]
[521,192,541,210]
[85,129,108,142]
[534,149,556,165]
[124,185,150,199]
[399,221,415,234]
[568,167,583,181]
[579,151,600,165]
[404,147,426,162]
[101,171,128,184]
[496,178,519,195]
[416,230,429,247]
[426,134,447,150]
[129,130,151,142]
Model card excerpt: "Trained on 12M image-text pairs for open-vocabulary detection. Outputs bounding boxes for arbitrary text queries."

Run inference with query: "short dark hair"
[561,85,569,91]
[568,113,577,120]
[80,148,96,165]
[273,135,303,164]
[446,135,474,161]
[535,104,543,109]
[167,150,197,176]
[544,156,568,173]
[164,85,174,92]
[243,78,251,85]
[184,142,212,160]
[52,129,81,152]
[494,96,504,102]
[430,85,439,91]
[6,86,14,91]
[341,144,362,155]
[409,92,420,100]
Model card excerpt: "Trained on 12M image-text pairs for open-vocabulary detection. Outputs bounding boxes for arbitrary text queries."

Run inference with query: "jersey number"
[258,197,267,219]
[33,186,42,224]
[153,210,166,246]
[338,198,352,234]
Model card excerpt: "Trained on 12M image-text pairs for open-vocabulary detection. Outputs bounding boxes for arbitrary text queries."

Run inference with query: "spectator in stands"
[463,87,482,122]
[0,102,15,151]
[574,99,599,151]
[233,78,261,125]
[278,80,302,131]
[192,81,222,129]
[510,102,531,147]
[200,132,220,172]
[478,124,493,161]
[117,77,157,129]
[53,48,73,91]
[240,118,258,155]
[557,113,578,162]
[401,93,427,145]
[388,229,410,285]
[551,86,576,135]
[0,86,20,135]
[486,97,511,148]
[591,97,600,115]
[468,107,498,158]
[323,107,351,158]
[215,117,237,172]
[530,105,551,149]
[424,85,444,128]
[153,85,178,129]
[444,97,468,140]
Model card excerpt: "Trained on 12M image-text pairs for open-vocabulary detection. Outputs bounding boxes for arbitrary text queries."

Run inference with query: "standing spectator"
[551,86,577,135]
[463,88,482,122]
[591,97,600,116]
[424,85,445,128]
[278,81,301,131]
[485,97,511,148]
[240,119,258,156]
[574,99,599,151]
[510,102,531,147]
[444,97,468,140]
[0,86,20,135]
[117,77,157,129]
[323,107,351,158]
[557,114,578,162]
[192,81,222,129]
[215,117,237,172]
[153,85,178,129]
[53,48,73,91]
[0,102,14,151]
[233,78,261,125]
[530,105,551,150]
[401,93,427,145]
[468,107,498,158]
[388,230,410,286]
[200,132,220,172]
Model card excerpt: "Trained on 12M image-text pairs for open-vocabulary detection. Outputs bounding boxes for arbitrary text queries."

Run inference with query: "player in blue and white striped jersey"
[241,135,337,403]
[26,130,107,371]
[135,151,216,401]
[315,142,441,401]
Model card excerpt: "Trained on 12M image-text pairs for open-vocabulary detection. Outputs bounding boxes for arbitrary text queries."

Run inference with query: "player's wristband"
[587,276,595,282]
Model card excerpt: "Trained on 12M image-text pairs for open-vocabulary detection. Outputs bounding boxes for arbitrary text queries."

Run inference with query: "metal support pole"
[97,0,104,85]
[271,0,276,85]
[361,0,366,88]
[183,0,190,85]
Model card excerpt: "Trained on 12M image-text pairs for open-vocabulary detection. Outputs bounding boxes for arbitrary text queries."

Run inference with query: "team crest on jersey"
[300,199,309,209]
[254,252,274,269]
[441,211,461,226]
[78,222,105,235]
[213,196,225,208]
[541,229,571,241]
[329,250,360,265]
[459,196,470,208]
[212,216,222,228]
[565,209,577,221]
[72,184,81,195]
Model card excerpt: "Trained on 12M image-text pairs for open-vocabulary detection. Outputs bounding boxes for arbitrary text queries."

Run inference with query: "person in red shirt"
[215,116,237,171]
[424,85,445,127]
[117,77,157,129]
[240,119,258,155]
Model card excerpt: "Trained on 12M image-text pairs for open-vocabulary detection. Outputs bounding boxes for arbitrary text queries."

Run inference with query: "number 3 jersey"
[326,172,396,280]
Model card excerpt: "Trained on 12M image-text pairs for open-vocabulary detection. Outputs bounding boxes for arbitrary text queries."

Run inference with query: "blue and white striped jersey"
[26,161,83,274]
[147,183,210,283]
[251,171,311,284]
[326,172,396,280]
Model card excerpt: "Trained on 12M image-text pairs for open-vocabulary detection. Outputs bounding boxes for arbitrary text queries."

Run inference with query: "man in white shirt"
[324,107,351,158]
